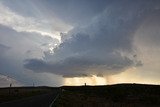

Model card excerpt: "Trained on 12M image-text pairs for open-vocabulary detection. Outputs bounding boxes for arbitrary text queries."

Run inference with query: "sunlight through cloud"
[64,75,107,86]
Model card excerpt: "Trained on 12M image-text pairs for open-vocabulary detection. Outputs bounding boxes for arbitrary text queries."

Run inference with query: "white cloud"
[0,2,73,42]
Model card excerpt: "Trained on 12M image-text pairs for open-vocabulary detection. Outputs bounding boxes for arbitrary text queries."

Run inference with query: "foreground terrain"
[0,87,59,107]
[54,84,160,107]
[0,84,160,107]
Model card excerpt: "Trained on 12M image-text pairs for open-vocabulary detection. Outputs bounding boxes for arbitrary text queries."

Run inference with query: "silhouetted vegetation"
[0,86,58,103]
[54,84,160,107]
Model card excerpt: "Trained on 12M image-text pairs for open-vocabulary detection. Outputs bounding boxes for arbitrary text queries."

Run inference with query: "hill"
[54,84,160,107]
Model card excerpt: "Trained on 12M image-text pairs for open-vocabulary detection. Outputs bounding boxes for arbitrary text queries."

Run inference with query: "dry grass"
[0,87,56,103]
[54,84,160,107]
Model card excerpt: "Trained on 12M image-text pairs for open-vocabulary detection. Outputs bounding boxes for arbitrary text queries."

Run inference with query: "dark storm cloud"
[24,0,160,77]
[24,55,139,77]
[0,24,60,85]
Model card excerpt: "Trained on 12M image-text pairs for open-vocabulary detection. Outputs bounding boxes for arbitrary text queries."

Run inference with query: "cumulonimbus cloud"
[24,1,159,77]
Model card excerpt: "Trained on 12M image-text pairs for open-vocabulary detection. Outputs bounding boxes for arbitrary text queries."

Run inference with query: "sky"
[0,0,160,87]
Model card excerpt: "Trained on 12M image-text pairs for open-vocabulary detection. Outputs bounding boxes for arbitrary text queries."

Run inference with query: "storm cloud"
[0,0,160,86]
[0,24,62,86]
[24,0,159,77]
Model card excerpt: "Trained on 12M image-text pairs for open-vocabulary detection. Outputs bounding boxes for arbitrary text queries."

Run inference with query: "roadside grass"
[53,84,160,107]
[0,87,57,103]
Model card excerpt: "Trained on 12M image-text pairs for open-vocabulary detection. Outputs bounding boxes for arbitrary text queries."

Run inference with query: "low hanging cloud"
[24,1,159,77]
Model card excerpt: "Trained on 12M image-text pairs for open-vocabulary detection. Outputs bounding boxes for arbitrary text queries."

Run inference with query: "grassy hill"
[54,84,160,107]
[1,84,160,107]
